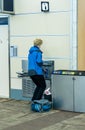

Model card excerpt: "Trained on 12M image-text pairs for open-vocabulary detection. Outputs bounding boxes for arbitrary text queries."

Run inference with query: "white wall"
[0,17,9,97]
[10,0,77,90]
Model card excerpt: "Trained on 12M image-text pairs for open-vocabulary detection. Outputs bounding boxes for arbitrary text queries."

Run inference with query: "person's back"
[27,39,46,101]
[28,45,43,76]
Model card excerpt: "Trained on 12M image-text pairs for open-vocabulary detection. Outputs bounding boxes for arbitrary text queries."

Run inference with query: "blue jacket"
[28,46,43,76]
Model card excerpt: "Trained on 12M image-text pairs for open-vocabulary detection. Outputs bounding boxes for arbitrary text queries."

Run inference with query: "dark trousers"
[30,75,46,101]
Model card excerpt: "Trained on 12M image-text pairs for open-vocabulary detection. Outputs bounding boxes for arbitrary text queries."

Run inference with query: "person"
[28,38,46,101]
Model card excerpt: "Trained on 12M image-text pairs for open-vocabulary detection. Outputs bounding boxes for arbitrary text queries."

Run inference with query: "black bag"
[44,94,52,101]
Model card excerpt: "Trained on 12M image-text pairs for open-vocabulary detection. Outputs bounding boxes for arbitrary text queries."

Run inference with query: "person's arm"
[36,52,43,66]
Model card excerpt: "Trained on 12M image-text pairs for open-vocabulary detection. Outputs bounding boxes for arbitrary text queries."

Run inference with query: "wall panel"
[10,13,70,35]
[11,37,70,58]
[14,0,70,13]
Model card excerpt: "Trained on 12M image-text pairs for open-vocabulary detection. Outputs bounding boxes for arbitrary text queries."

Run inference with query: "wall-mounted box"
[10,46,17,57]
[0,0,14,14]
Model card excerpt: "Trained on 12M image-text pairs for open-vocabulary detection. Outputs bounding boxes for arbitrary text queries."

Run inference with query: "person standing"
[28,39,46,101]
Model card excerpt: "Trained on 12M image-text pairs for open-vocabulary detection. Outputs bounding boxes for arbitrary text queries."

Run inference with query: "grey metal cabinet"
[52,74,85,112]
[74,76,85,112]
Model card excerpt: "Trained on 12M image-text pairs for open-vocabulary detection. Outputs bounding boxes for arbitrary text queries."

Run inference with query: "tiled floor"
[0,98,85,130]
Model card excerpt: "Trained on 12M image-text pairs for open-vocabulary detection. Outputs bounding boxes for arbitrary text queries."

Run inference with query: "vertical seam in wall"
[69,0,73,69]
[70,0,77,70]
[72,0,77,69]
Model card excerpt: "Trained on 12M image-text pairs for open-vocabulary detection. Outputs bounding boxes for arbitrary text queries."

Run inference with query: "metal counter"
[52,74,85,112]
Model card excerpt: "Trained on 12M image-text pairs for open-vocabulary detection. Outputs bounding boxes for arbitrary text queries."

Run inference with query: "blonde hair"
[33,39,43,46]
